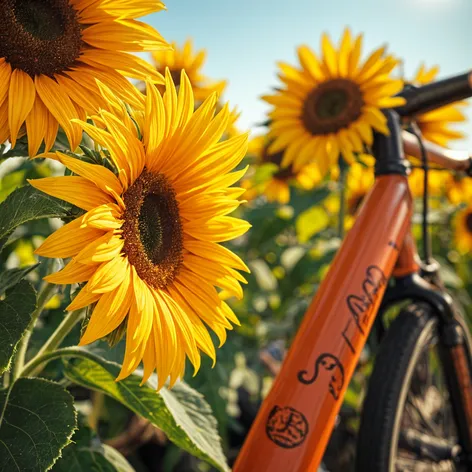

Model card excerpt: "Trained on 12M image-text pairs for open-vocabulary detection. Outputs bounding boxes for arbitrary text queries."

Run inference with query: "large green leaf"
[62,351,229,472]
[0,264,39,295]
[0,378,77,471]
[0,185,76,251]
[0,280,36,374]
[53,423,134,472]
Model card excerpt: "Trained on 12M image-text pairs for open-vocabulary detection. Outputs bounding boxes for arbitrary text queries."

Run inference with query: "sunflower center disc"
[302,79,364,135]
[122,170,183,289]
[466,213,472,233]
[0,0,82,77]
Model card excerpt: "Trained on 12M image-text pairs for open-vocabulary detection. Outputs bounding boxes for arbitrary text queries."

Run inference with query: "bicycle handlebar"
[394,71,472,118]
[402,130,471,173]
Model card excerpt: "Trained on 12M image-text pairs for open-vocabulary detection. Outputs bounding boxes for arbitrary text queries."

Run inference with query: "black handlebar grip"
[394,72,472,118]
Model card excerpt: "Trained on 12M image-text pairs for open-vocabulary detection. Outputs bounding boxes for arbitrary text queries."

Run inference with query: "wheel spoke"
[395,333,464,471]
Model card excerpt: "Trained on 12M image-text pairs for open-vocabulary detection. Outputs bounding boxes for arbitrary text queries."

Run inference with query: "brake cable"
[409,122,432,265]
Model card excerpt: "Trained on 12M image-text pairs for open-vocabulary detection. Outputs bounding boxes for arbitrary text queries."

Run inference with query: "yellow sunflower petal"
[8,69,35,147]
[67,282,101,312]
[45,259,97,284]
[338,28,353,77]
[79,203,123,230]
[25,95,49,157]
[75,231,124,265]
[87,255,129,294]
[184,239,249,273]
[80,268,133,345]
[321,33,338,77]
[80,49,164,84]
[82,19,167,51]
[28,176,114,211]
[35,74,82,150]
[0,60,12,108]
[297,45,324,82]
[35,217,105,259]
[56,152,123,198]
[184,216,251,242]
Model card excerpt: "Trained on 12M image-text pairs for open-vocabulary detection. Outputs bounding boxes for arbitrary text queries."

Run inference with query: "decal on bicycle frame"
[340,265,387,353]
[346,265,387,335]
[297,353,345,400]
[265,405,309,448]
[296,263,388,399]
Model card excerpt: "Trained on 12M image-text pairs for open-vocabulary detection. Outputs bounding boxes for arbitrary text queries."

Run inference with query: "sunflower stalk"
[20,346,99,379]
[337,159,348,239]
[21,309,85,378]
[12,282,57,382]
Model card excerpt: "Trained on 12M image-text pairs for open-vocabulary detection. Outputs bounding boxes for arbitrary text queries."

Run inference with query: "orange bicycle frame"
[233,71,472,472]
[233,173,415,472]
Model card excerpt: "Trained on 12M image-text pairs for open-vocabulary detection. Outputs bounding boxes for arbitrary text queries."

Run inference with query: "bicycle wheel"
[356,302,472,471]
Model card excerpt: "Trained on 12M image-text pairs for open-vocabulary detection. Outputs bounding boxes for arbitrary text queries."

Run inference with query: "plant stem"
[337,159,348,239]
[21,346,97,378]
[12,282,56,381]
[22,309,84,378]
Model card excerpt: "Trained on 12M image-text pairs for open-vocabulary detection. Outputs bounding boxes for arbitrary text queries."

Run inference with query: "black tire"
[356,302,472,472]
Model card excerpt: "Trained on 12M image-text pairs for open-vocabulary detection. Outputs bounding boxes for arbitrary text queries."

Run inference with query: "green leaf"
[62,351,230,472]
[0,280,36,374]
[0,378,77,471]
[0,185,76,252]
[101,445,134,472]
[0,263,39,295]
[53,423,134,472]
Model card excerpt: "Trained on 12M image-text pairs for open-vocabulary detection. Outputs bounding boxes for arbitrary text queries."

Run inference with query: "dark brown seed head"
[0,0,83,77]
[122,169,184,289]
[302,79,364,135]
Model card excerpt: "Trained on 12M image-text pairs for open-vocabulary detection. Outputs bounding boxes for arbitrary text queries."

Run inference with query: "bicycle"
[232,71,472,471]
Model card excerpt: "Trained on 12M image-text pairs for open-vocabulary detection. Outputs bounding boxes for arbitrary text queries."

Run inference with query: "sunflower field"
[0,1,470,472]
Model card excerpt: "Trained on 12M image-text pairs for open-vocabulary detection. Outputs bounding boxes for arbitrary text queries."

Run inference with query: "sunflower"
[150,39,227,102]
[262,28,405,175]
[455,205,472,254]
[411,64,467,147]
[247,135,322,204]
[0,0,168,156]
[29,71,250,388]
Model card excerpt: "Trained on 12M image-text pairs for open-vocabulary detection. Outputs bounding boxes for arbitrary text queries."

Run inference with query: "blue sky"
[146,0,472,149]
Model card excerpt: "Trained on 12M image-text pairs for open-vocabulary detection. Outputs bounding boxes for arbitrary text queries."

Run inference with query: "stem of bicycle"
[337,157,348,239]
[12,282,57,382]
[22,309,85,378]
